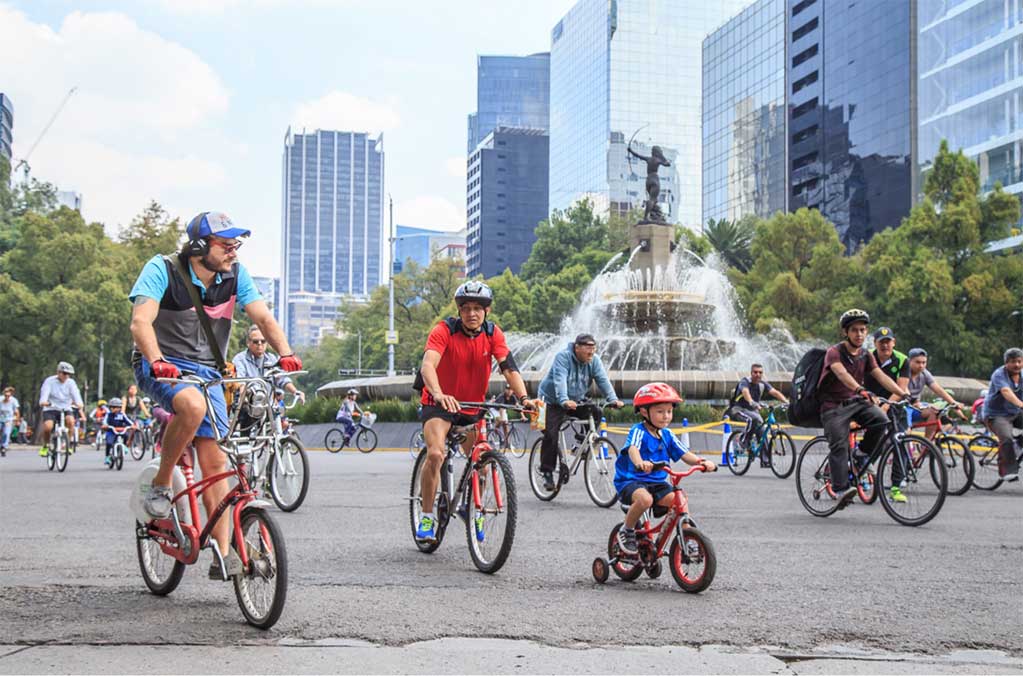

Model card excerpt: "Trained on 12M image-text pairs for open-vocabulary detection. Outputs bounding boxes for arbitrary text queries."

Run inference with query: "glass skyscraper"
[703,0,786,224]
[549,0,751,227]
[280,128,384,346]
[787,0,917,249]
[0,93,12,164]
[919,0,1022,216]
[467,53,550,153]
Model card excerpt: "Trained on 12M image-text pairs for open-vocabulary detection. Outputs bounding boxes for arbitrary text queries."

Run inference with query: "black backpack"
[787,348,827,428]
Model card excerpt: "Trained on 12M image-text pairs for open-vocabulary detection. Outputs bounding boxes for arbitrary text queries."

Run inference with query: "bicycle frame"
[739,405,784,456]
[626,466,706,562]
[822,402,923,489]
[554,404,613,476]
[439,414,506,523]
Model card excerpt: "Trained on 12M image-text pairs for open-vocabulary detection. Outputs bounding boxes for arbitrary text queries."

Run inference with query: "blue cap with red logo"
[186,211,250,240]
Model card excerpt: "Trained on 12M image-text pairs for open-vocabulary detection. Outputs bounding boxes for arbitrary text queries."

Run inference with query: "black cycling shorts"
[42,410,75,425]
[419,405,484,428]
[618,481,675,505]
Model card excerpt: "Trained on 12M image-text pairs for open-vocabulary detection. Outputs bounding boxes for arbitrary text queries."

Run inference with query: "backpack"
[787,348,827,427]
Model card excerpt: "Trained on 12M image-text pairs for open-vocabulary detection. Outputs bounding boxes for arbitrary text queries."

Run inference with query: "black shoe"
[617,527,638,556]
[542,471,556,492]
[834,486,857,510]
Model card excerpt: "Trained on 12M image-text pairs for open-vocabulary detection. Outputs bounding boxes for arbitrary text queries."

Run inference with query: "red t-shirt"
[421,320,510,412]
[818,342,879,411]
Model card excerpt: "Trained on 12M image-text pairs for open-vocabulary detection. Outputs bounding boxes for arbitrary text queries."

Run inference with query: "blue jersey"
[614,422,689,491]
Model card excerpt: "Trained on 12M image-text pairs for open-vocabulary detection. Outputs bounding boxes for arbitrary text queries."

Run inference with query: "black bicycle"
[795,399,947,526]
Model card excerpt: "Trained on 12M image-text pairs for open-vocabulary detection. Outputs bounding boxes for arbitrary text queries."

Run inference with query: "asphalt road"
[1,439,1021,674]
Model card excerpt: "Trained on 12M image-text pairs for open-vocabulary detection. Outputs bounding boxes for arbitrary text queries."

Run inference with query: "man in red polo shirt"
[415,280,533,542]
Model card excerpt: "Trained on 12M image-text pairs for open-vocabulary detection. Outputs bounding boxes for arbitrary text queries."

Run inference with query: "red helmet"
[633,382,683,411]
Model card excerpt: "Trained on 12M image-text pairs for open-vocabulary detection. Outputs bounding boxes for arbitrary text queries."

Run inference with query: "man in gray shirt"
[984,347,1023,481]
[37,362,85,457]
[231,325,305,403]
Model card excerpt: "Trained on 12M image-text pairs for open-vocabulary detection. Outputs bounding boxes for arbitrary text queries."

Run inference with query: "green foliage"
[704,215,755,272]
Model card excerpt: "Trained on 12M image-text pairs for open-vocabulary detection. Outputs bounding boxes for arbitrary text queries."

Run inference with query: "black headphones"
[185,212,210,256]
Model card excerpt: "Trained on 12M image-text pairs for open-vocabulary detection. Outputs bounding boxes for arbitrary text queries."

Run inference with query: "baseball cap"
[872,327,896,341]
[574,333,596,346]
[186,211,251,241]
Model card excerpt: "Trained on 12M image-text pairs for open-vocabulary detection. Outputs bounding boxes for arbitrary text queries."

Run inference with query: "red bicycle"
[592,462,717,593]
[133,373,288,629]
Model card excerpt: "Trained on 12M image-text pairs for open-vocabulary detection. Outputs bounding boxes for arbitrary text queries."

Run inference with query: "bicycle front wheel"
[669,527,716,593]
[466,450,517,574]
[323,428,345,453]
[934,435,974,496]
[130,433,145,461]
[268,436,310,512]
[968,435,1002,491]
[409,448,448,553]
[408,429,425,459]
[115,447,124,471]
[724,430,752,476]
[233,507,288,630]
[795,436,841,517]
[355,428,378,453]
[583,436,620,508]
[877,437,946,527]
[56,432,69,472]
[46,439,57,471]
[527,437,560,501]
[768,430,797,479]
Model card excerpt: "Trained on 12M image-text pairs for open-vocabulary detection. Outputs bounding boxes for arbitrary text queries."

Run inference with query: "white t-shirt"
[0,397,19,422]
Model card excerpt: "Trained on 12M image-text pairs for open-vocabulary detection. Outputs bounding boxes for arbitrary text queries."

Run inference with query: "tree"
[704,215,755,272]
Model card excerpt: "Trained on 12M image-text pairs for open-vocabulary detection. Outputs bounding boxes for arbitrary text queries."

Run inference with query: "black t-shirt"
[865,349,908,397]
[731,377,774,410]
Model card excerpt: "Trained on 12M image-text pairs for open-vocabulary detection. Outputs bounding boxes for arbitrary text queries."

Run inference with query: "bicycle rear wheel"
[724,430,752,475]
[56,432,69,472]
[877,437,946,526]
[969,435,1002,491]
[466,451,517,574]
[268,436,310,512]
[794,436,841,517]
[136,520,185,595]
[355,428,378,453]
[934,435,974,496]
[768,430,797,479]
[324,428,345,453]
[669,528,716,593]
[233,507,288,629]
[409,448,448,553]
[583,436,620,508]
[527,437,560,501]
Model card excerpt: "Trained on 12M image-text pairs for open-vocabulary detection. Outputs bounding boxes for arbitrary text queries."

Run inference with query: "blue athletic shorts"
[618,481,675,505]
[133,355,228,439]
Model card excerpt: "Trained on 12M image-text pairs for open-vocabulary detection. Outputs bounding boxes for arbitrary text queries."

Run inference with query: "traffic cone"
[720,415,731,465]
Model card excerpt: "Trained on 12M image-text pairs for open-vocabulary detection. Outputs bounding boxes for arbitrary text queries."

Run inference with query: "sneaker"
[1001,472,1019,483]
[208,549,243,580]
[834,486,857,510]
[542,471,556,492]
[39,446,48,457]
[104,456,111,467]
[473,511,485,543]
[889,486,908,503]
[415,515,436,542]
[617,527,639,556]
[143,484,174,519]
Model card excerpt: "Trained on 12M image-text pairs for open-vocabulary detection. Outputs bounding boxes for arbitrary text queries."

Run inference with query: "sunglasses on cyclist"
[249,339,267,345]
[209,237,244,252]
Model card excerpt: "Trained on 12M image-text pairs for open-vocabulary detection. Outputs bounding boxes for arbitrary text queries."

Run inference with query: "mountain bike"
[795,399,947,526]
[409,402,522,573]
[43,409,74,472]
[592,462,716,593]
[527,401,620,508]
[970,427,1022,491]
[723,405,796,478]
[238,379,310,512]
[324,411,378,453]
[106,426,129,471]
[136,371,288,629]
[486,411,526,458]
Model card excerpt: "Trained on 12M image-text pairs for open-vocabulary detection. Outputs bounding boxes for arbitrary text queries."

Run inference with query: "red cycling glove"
[151,359,181,379]
[278,354,303,372]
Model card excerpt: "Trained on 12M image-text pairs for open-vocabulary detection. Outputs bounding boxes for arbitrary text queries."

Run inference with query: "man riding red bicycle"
[129,211,301,578]
[414,280,535,542]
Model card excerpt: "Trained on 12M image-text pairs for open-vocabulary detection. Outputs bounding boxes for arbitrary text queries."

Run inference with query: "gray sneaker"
[143,484,173,519]
[208,549,244,580]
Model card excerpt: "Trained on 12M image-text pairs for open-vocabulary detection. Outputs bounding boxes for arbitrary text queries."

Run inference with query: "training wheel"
[592,557,609,584]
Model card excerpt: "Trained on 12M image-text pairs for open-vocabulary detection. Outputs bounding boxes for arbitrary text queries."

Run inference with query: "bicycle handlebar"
[460,401,534,412]
[649,461,714,483]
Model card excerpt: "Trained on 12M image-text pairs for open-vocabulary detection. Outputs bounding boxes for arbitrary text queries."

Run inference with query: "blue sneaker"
[415,515,436,542]
[473,511,485,543]
[104,455,111,467]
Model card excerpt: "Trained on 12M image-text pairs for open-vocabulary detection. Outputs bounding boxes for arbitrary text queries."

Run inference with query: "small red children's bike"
[592,462,717,593]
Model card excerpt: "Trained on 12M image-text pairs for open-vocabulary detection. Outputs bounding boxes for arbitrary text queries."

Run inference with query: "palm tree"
[704,216,755,272]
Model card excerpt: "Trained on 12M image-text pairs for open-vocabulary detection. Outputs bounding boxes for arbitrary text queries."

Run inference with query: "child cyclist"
[102,397,134,467]
[614,382,716,556]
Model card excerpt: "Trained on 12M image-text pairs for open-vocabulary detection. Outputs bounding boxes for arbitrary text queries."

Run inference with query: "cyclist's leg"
[153,388,207,487]
[539,403,567,472]
[40,413,56,445]
[195,437,232,556]
[420,415,453,513]
[822,405,856,491]
[989,414,1021,477]
[620,484,653,529]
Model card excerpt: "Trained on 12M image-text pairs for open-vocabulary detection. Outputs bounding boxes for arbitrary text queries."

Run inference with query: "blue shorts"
[906,406,924,426]
[133,355,228,439]
[618,481,675,505]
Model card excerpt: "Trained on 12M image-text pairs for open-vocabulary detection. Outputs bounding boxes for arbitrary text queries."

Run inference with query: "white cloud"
[395,195,464,232]
[291,91,400,136]
[445,156,467,180]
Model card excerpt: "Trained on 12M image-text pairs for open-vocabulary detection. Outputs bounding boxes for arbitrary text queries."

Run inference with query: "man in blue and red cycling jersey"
[414,280,535,542]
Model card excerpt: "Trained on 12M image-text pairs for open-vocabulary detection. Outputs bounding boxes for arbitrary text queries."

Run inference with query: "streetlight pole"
[97,339,105,400]
[357,331,363,374]
[387,195,396,377]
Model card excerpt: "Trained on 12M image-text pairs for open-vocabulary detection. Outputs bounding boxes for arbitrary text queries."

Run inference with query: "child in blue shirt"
[102,397,134,466]
[614,382,715,555]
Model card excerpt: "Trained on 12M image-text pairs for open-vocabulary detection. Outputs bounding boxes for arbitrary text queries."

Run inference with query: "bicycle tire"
[233,506,288,630]
[324,428,345,453]
[795,436,841,518]
[669,527,716,593]
[583,436,620,508]
[136,520,185,596]
[857,469,878,504]
[56,431,69,472]
[46,440,56,471]
[409,448,448,553]
[768,430,797,479]
[968,435,1001,491]
[115,447,124,471]
[527,437,560,501]
[607,523,643,581]
[268,436,310,512]
[130,433,145,461]
[408,429,425,459]
[724,430,752,476]
[356,428,378,453]
[877,436,946,527]
[934,435,974,496]
[466,450,517,574]
[508,426,526,458]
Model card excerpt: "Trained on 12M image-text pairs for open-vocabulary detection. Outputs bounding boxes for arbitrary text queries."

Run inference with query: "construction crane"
[13,86,77,183]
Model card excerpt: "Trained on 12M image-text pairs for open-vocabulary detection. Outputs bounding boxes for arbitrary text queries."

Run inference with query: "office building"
[467,53,550,153]
[0,93,12,164]
[467,127,549,278]
[280,128,384,346]
[549,0,751,227]
[251,276,280,320]
[918,0,1023,219]
[394,226,467,274]
[56,190,82,211]
[702,0,787,224]
[787,0,917,249]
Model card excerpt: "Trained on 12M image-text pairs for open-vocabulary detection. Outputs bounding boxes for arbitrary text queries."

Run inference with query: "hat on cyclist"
[97,399,107,406]
[574,333,597,346]
[839,308,870,331]
[108,397,123,407]
[979,388,987,398]
[454,280,493,308]
[347,388,359,395]
[186,211,250,240]
[57,361,75,374]
[907,347,928,359]
[1004,347,1023,362]
[633,382,683,412]
[141,397,151,404]
[872,326,895,342]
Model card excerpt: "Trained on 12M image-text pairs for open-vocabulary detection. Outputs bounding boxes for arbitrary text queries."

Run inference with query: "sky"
[1,0,576,278]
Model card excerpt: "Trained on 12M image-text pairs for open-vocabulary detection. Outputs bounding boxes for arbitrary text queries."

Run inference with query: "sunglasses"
[249,339,267,345]
[210,238,244,252]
